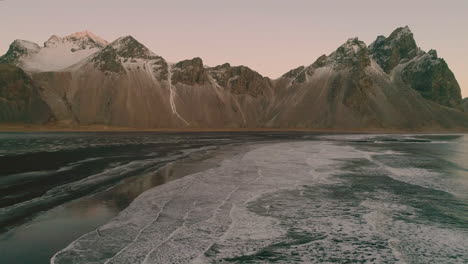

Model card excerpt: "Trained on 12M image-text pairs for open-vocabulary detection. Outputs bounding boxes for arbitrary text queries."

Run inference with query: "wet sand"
[0,142,254,264]
[51,135,468,264]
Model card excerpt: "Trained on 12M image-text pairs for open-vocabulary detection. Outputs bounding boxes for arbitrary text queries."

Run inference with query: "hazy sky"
[1,0,467,97]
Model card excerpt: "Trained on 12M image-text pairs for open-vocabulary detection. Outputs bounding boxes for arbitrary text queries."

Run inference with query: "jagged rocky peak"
[282,38,369,85]
[45,35,60,45]
[207,63,270,97]
[44,31,108,50]
[400,50,462,107]
[67,31,108,46]
[11,39,41,53]
[91,35,166,74]
[367,26,462,108]
[171,57,208,86]
[174,57,204,68]
[1,31,109,72]
[206,62,235,86]
[282,65,305,79]
[284,55,328,81]
[369,26,419,73]
[106,36,157,59]
[326,37,370,70]
[0,40,41,64]
[312,54,328,68]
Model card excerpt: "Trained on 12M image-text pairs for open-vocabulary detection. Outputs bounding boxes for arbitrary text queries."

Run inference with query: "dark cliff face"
[207,63,271,97]
[369,26,418,73]
[282,66,305,79]
[282,55,328,85]
[463,98,468,112]
[271,35,468,130]
[400,50,462,107]
[91,47,125,73]
[328,38,370,70]
[171,57,209,86]
[0,64,52,123]
[330,38,374,111]
[91,36,167,75]
[0,40,40,65]
[369,27,462,108]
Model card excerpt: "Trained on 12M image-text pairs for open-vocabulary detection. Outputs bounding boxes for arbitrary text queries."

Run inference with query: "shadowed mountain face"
[270,38,468,129]
[0,40,41,65]
[463,98,468,112]
[0,64,52,123]
[0,27,467,130]
[369,26,418,73]
[369,26,462,108]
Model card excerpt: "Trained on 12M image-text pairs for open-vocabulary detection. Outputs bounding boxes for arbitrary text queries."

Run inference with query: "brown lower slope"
[266,62,468,130]
[25,61,468,131]
[31,62,275,129]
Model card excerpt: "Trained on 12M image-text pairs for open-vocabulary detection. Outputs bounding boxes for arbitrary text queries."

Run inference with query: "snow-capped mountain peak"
[89,35,166,76]
[13,39,41,53]
[0,40,41,65]
[0,31,109,72]
[67,31,108,47]
[44,31,108,50]
[323,37,370,70]
[107,35,157,58]
[389,25,412,40]
[369,26,418,73]
[44,35,61,47]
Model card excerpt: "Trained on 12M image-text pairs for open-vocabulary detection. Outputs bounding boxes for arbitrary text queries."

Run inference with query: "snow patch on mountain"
[0,40,41,65]
[21,44,101,72]
[325,37,369,69]
[3,31,108,72]
[14,40,41,53]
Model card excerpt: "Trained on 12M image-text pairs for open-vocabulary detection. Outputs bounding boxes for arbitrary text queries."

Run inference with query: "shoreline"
[50,136,468,263]
[1,124,468,133]
[2,134,467,263]
[0,140,252,264]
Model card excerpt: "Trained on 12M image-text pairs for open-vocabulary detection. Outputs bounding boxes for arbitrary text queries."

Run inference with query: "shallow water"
[0,132,303,264]
[1,133,468,263]
[52,134,468,264]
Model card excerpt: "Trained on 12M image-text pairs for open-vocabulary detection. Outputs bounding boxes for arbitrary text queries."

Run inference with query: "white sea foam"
[51,140,468,264]
[362,195,468,264]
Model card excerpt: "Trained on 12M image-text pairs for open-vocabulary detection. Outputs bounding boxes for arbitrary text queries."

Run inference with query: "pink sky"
[1,0,467,97]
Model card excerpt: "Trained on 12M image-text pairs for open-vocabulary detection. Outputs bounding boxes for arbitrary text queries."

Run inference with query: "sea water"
[1,133,467,263]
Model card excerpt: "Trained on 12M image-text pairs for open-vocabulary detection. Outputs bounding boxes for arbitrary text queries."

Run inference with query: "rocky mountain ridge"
[369,26,462,107]
[0,31,107,72]
[1,27,467,130]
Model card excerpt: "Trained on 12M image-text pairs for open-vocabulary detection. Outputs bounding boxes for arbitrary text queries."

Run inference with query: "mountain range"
[1,27,467,130]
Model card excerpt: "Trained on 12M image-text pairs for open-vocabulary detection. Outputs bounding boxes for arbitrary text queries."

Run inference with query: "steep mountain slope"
[1,27,467,130]
[0,64,52,123]
[267,38,468,130]
[0,31,107,72]
[463,98,468,112]
[369,26,462,107]
[32,36,274,128]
